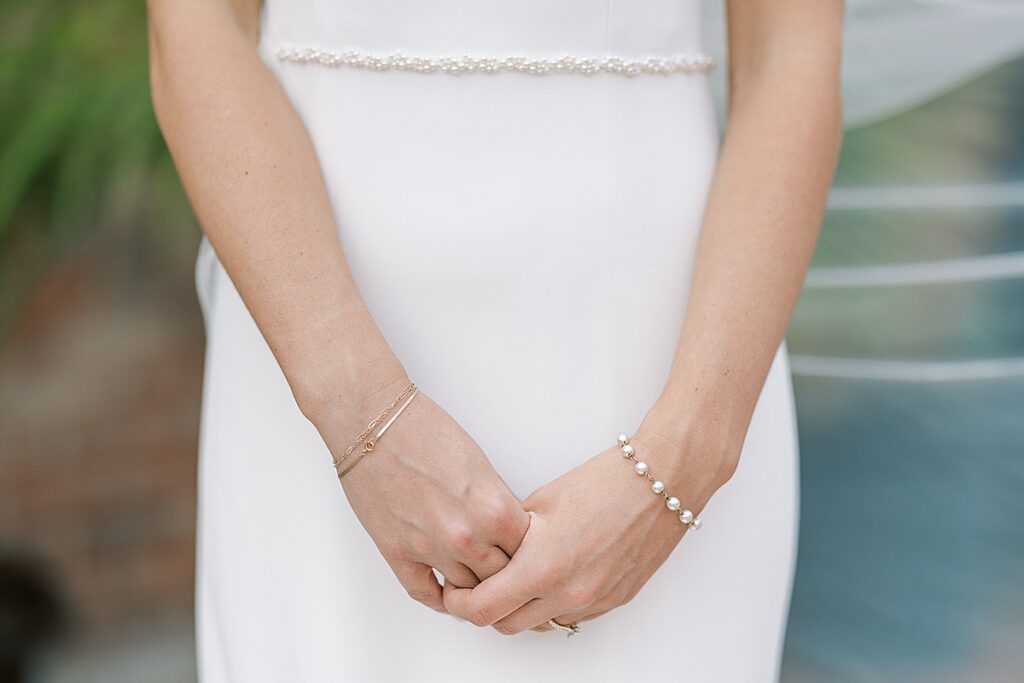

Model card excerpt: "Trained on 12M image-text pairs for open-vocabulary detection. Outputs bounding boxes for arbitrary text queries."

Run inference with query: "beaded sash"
[273,44,715,77]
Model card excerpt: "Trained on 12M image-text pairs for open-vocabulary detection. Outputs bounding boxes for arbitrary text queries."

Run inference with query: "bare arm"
[148,0,530,611]
[147,0,404,419]
[642,0,845,497]
[441,0,844,635]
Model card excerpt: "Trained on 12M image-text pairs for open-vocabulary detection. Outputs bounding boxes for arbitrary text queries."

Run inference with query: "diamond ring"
[548,618,580,637]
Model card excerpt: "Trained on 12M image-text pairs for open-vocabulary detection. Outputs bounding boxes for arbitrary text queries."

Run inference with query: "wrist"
[293,349,410,430]
[301,360,413,462]
[282,298,409,421]
[635,397,744,499]
[299,352,405,417]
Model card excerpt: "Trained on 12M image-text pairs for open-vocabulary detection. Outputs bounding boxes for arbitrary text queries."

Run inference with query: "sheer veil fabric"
[703,0,1024,129]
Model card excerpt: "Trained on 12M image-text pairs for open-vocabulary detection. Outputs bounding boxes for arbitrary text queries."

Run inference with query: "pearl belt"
[273,44,715,77]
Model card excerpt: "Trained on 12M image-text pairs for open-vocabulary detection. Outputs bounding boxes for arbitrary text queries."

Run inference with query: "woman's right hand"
[312,372,531,614]
[147,0,529,616]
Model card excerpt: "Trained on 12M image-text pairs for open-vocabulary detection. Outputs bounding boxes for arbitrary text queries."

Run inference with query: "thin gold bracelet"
[336,387,420,479]
[332,380,415,471]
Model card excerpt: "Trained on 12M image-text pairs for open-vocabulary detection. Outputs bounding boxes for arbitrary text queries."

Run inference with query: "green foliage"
[0,1,192,251]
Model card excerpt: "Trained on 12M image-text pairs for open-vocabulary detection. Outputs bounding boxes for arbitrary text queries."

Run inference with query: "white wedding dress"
[193,1,799,681]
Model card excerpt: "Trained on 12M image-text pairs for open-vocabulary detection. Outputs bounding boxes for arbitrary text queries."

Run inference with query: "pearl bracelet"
[617,434,703,531]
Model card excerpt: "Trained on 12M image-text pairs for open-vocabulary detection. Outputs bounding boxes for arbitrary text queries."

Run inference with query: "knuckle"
[565,579,599,608]
[443,524,477,553]
[405,585,438,605]
[472,546,498,568]
[482,501,519,533]
[618,583,641,606]
[492,621,517,636]
[467,607,493,628]
[462,539,495,565]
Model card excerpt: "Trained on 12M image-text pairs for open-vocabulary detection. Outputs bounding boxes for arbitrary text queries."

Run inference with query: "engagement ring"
[548,619,580,637]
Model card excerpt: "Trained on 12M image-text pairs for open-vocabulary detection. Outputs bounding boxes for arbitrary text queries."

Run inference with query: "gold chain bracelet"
[334,382,419,480]
[332,380,415,470]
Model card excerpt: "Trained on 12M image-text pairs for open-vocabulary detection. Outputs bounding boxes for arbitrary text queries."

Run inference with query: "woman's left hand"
[442,425,730,634]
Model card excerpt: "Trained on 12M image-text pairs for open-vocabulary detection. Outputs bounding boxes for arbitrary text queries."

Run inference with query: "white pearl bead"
[690,518,702,530]
[621,445,634,458]
[618,434,629,446]
[679,509,694,524]
[666,496,680,511]
[651,481,665,494]
[275,45,716,77]
[634,461,648,475]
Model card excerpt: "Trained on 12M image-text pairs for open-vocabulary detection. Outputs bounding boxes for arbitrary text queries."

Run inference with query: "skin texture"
[445,0,846,633]
[147,0,530,611]
[147,0,843,632]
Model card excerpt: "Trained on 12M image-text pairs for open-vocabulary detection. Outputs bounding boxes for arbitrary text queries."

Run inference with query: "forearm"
[147,1,405,421]
[644,40,843,485]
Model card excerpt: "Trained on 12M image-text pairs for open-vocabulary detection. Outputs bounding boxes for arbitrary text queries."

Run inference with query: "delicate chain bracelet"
[332,381,418,479]
[617,433,703,531]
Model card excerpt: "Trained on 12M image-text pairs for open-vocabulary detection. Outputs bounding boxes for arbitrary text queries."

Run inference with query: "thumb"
[443,518,541,627]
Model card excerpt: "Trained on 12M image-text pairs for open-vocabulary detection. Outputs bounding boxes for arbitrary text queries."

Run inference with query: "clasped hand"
[443,433,712,635]
[334,386,722,635]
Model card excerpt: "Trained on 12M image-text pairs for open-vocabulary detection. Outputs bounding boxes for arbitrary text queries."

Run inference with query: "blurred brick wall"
[0,234,204,643]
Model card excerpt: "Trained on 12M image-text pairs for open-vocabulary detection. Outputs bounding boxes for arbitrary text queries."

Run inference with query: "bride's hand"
[441,425,730,634]
[312,373,531,614]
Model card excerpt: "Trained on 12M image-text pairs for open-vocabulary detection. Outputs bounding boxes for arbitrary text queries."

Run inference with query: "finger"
[492,598,562,636]
[434,561,480,589]
[550,608,610,627]
[393,562,445,613]
[577,608,610,623]
[442,553,538,627]
[529,608,608,633]
[462,545,511,583]
[494,505,532,558]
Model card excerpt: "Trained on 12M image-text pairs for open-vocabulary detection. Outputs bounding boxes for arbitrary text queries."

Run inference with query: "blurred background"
[1,2,1021,682]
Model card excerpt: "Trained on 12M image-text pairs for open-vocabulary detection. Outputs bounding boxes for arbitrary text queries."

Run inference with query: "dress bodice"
[258,0,707,65]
